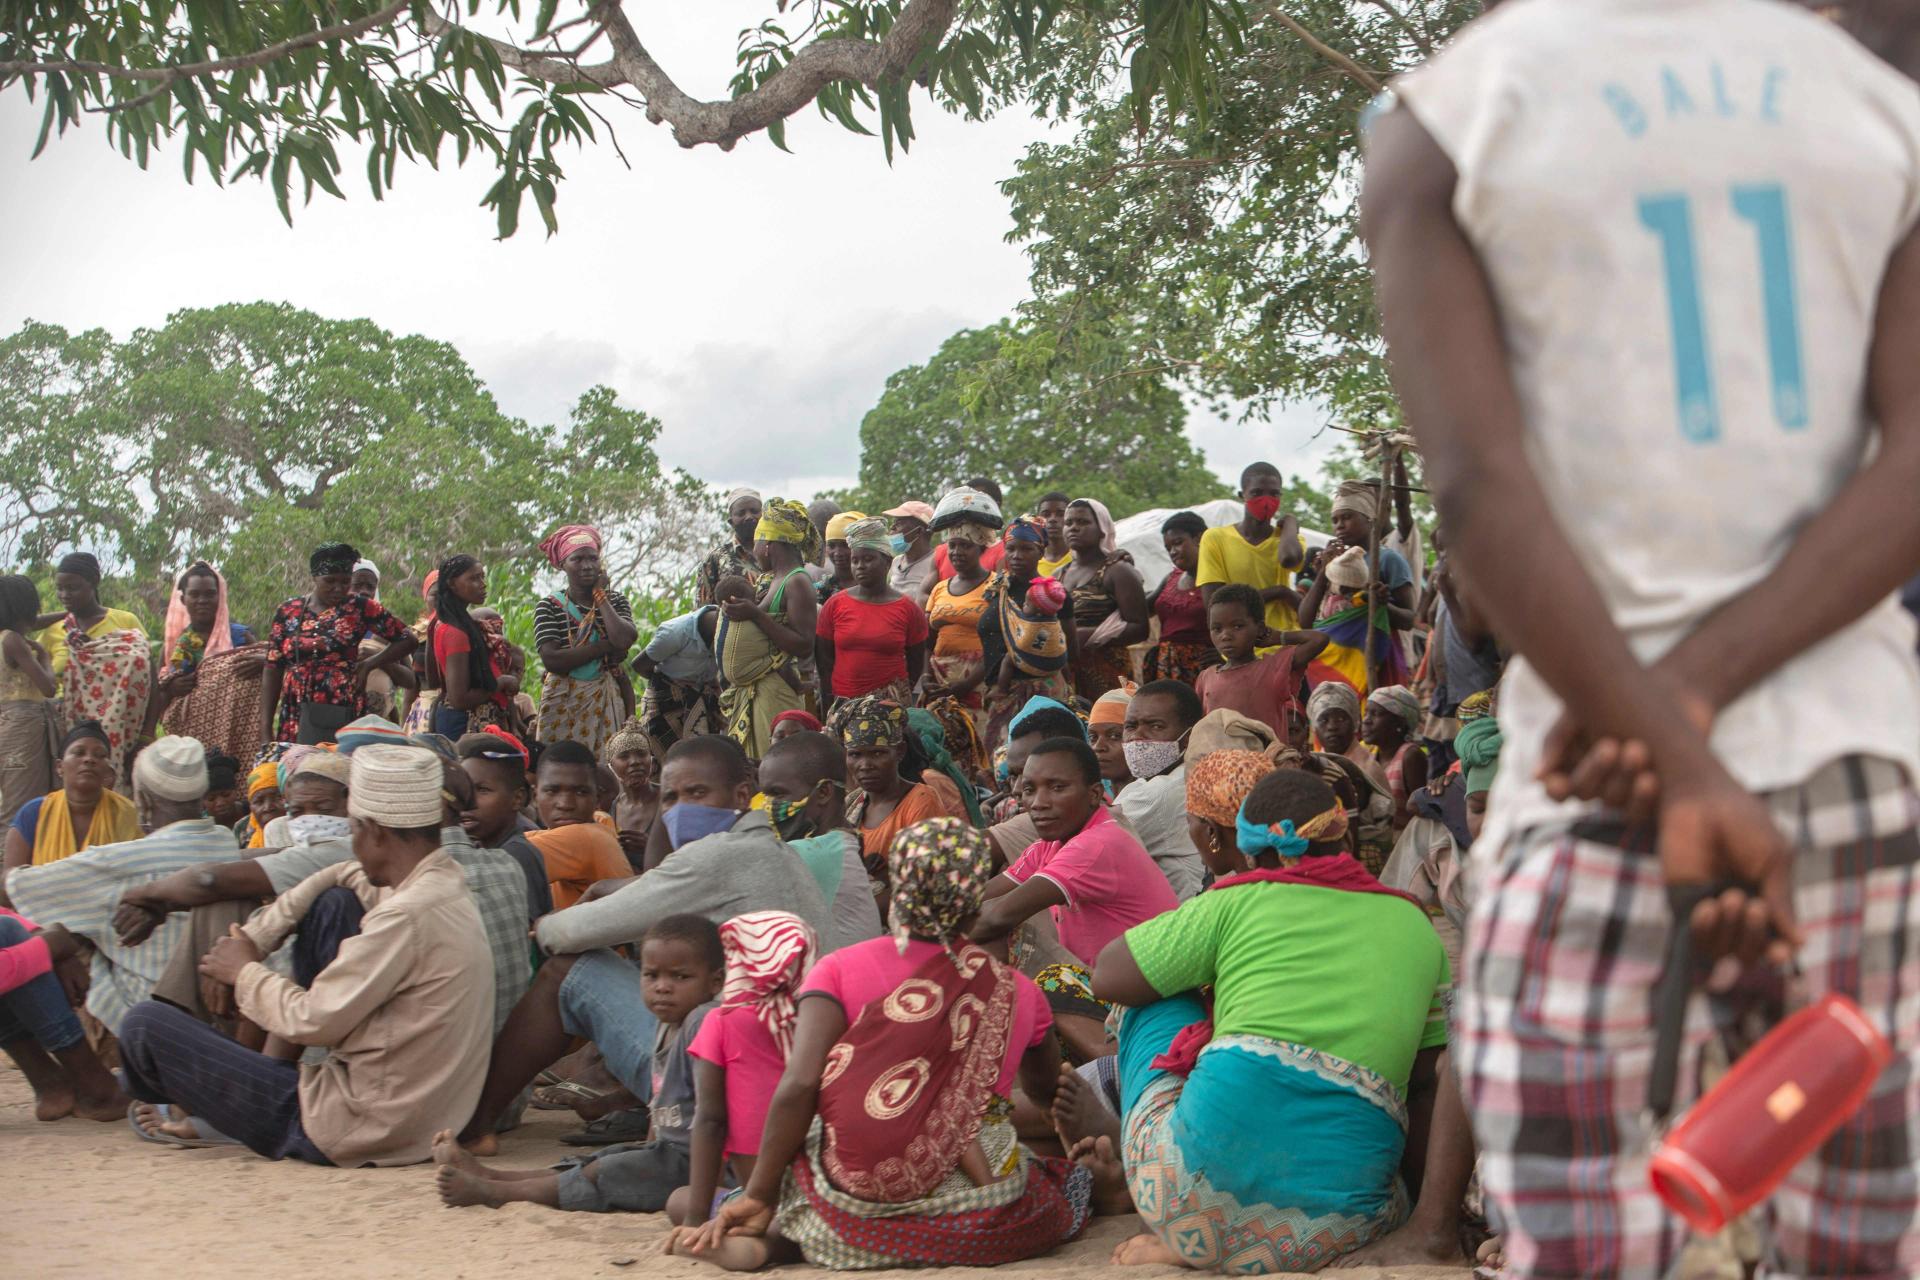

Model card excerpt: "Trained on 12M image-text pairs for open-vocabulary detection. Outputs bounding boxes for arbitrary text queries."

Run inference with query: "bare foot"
[72,1084,133,1123]
[1335,1218,1470,1268]
[1113,1231,1184,1267]
[436,1164,507,1209]
[571,1086,641,1122]
[432,1128,488,1176]
[132,1101,205,1141]
[1068,1134,1134,1215]
[461,1131,500,1157]
[33,1082,76,1122]
[1051,1062,1121,1149]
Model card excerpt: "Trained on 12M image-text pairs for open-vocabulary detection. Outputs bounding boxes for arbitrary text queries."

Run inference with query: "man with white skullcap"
[7,737,244,1035]
[118,744,495,1165]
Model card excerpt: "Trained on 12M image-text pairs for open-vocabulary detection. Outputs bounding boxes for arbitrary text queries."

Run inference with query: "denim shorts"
[557,948,660,1099]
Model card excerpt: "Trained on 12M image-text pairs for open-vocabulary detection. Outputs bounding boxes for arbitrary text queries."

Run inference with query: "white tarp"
[1112,499,1330,587]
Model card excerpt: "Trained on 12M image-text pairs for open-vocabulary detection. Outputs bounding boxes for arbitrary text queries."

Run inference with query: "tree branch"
[0,2,412,84]
[1259,4,1383,94]
[417,8,628,88]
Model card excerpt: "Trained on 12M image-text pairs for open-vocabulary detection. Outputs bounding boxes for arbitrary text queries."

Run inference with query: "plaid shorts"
[1461,755,1920,1280]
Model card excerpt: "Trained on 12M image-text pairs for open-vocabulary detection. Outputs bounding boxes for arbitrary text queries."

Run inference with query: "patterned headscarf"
[842,517,893,556]
[1003,516,1047,546]
[1367,684,1423,733]
[603,720,651,762]
[247,761,281,799]
[1307,680,1362,728]
[755,498,824,564]
[719,910,817,1056]
[943,523,996,547]
[1456,688,1498,722]
[828,695,907,749]
[1089,683,1135,727]
[539,524,602,569]
[887,817,993,956]
[723,487,763,512]
[309,543,359,576]
[1185,749,1279,826]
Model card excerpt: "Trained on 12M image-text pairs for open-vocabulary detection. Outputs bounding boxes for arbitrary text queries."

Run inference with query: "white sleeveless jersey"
[1390,0,1920,836]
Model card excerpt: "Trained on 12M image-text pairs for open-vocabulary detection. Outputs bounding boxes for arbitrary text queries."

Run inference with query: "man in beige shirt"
[118,744,495,1166]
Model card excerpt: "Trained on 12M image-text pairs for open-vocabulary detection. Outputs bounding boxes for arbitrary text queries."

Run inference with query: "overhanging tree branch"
[0,1,412,82]
[1260,4,1382,93]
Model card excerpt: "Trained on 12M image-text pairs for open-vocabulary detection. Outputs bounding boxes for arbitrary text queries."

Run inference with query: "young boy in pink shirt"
[969,738,1178,965]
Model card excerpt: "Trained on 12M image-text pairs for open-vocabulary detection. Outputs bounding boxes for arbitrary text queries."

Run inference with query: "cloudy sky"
[0,5,1330,501]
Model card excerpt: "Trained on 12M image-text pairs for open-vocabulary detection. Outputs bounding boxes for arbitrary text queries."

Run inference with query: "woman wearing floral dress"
[259,542,417,745]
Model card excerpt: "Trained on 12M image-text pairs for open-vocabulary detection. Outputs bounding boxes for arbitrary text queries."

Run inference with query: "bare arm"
[683,1058,731,1227]
[597,592,639,654]
[2,631,56,698]
[814,633,837,710]
[1106,561,1151,647]
[1361,103,1794,960]
[905,639,927,688]
[1089,933,1160,1007]
[747,576,818,659]
[258,661,284,742]
[113,858,275,945]
[970,874,1066,944]
[1276,513,1305,571]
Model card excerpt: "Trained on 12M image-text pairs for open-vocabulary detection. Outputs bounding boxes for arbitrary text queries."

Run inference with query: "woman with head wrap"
[698,488,766,607]
[1298,482,1418,695]
[1059,498,1149,701]
[1361,684,1429,830]
[1454,714,1503,843]
[1145,511,1221,687]
[259,542,419,747]
[36,552,151,786]
[1093,766,1446,1272]
[819,510,867,601]
[604,719,660,869]
[3,721,142,873]
[242,759,284,847]
[533,524,639,758]
[715,499,819,761]
[419,554,519,741]
[684,817,1094,1270]
[151,561,269,764]
[1307,679,1389,792]
[814,518,928,707]
[826,695,965,883]
[977,517,1076,750]
[920,487,1004,744]
[1089,684,1136,796]
[0,574,60,824]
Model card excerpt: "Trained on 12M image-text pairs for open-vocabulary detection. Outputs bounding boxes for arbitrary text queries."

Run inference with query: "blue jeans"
[431,703,472,740]
[557,949,659,1099]
[0,914,84,1054]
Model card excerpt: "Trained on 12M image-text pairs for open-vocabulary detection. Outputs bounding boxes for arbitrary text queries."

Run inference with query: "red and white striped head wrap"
[718,911,818,1056]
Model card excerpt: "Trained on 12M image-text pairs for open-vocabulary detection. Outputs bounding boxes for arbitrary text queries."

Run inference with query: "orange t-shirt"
[529,823,632,910]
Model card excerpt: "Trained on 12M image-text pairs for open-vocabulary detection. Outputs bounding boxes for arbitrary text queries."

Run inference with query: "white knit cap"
[292,752,352,788]
[133,737,209,802]
[347,744,444,829]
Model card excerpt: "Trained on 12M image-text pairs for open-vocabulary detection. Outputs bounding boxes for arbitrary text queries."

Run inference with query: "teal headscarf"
[907,707,986,829]
[1455,717,1504,796]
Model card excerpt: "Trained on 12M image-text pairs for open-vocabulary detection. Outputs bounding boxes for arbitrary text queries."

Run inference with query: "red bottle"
[1649,994,1893,1235]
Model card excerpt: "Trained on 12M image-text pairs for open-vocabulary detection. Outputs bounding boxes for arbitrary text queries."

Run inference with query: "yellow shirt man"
[1196,526,1303,632]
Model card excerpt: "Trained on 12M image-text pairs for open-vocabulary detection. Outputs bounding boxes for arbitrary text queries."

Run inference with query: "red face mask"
[1244,495,1281,522]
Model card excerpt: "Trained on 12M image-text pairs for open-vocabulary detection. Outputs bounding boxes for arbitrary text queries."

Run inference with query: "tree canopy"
[0,302,711,625]
[1,0,1266,237]
[836,318,1224,519]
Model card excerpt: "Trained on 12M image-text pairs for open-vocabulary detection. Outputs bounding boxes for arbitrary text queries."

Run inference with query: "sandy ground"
[2,1065,1470,1279]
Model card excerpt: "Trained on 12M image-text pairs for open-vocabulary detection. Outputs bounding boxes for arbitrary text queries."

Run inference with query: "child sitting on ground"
[1193,583,1329,738]
[432,914,723,1212]
[663,912,819,1245]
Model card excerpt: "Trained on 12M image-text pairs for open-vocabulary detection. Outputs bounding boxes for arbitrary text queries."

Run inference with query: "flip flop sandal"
[126,1102,240,1149]
[532,1080,612,1111]
[559,1107,651,1146]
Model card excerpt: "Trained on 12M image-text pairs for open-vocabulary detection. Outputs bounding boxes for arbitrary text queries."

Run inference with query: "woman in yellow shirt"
[37,553,145,678]
[2,721,141,873]
[1,575,61,824]
[38,553,150,786]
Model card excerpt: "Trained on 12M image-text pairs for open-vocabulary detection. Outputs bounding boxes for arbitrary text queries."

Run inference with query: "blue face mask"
[888,533,909,556]
[661,802,740,850]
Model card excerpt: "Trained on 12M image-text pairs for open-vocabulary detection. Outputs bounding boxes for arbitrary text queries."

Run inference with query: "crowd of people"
[5,3,1920,1277]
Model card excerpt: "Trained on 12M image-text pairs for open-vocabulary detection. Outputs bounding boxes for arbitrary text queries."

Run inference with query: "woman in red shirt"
[427,555,519,739]
[1145,510,1219,685]
[814,518,928,710]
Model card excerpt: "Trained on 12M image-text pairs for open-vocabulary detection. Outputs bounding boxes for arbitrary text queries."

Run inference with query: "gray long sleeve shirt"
[533,810,831,955]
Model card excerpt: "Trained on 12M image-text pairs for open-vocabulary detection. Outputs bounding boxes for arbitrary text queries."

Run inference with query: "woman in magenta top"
[1145,511,1219,685]
[814,518,928,708]
[426,555,519,740]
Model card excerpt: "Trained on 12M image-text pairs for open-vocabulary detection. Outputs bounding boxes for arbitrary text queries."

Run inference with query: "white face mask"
[288,813,352,847]
[1122,737,1184,782]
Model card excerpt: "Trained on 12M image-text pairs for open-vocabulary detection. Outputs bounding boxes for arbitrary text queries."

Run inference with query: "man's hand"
[114,890,170,946]
[38,921,81,965]
[1538,676,1714,823]
[198,924,264,985]
[1659,768,1799,970]
[201,975,238,1020]
[56,953,90,1007]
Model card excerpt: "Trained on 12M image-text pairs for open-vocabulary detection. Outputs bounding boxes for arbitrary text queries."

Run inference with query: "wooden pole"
[1365,437,1396,694]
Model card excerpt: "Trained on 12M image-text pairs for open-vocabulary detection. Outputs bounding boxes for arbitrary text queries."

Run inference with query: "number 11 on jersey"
[1638,183,1808,444]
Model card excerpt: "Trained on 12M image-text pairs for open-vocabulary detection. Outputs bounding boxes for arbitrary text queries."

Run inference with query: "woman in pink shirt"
[0,908,127,1121]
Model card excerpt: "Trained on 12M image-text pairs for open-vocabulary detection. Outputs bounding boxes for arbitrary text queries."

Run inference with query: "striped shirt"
[5,817,244,1032]
[533,590,634,680]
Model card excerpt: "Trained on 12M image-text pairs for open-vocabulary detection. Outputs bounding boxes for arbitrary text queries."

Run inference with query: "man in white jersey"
[1361,2,1920,1276]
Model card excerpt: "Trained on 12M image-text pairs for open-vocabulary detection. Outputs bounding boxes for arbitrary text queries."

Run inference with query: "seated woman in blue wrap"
[1087,752,1451,1272]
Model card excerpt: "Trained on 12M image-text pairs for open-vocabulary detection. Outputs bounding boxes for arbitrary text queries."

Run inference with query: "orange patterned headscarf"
[1184,749,1279,827]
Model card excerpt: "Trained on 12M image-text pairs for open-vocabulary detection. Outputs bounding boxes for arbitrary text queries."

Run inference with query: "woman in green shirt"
[1090,753,1450,1273]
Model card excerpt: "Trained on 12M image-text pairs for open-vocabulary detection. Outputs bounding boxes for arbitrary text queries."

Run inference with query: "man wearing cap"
[117,744,495,1165]
[3,737,242,1034]
[883,500,938,608]
[695,488,764,607]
